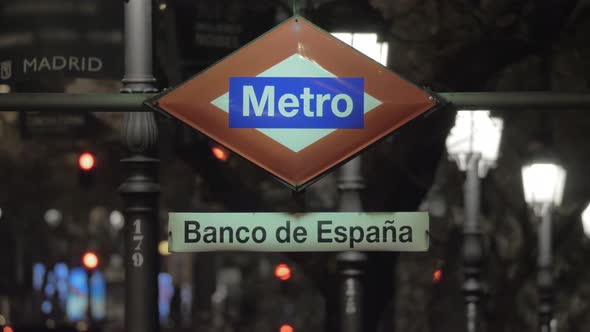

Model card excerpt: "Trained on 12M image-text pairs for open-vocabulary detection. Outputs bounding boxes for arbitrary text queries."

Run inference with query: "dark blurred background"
[1,0,590,331]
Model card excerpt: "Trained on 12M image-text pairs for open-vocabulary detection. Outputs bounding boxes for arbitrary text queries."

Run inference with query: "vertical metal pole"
[122,0,158,93]
[462,154,483,332]
[538,210,553,332]
[119,1,160,332]
[337,157,366,332]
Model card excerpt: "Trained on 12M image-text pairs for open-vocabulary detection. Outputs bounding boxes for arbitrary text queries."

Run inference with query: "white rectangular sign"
[168,212,429,252]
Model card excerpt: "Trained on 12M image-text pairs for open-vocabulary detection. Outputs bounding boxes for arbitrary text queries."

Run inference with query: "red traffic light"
[78,152,95,171]
[433,269,442,283]
[274,263,291,281]
[83,252,99,269]
[211,146,229,162]
[280,324,294,332]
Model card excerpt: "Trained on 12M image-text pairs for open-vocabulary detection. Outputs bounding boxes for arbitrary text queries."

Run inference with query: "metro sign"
[148,16,437,190]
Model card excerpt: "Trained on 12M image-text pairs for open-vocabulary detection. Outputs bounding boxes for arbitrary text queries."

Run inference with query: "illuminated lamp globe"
[446,110,503,177]
[521,160,566,217]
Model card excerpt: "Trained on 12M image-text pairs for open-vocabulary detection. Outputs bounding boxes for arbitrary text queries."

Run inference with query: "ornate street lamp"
[446,110,504,332]
[522,159,566,332]
[446,110,504,178]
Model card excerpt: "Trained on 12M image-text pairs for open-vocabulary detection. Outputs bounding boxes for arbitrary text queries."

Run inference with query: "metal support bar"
[462,154,483,332]
[440,92,590,110]
[2,92,590,112]
[0,93,154,112]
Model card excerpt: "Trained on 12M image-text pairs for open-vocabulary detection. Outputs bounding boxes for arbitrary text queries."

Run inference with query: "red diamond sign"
[148,16,437,191]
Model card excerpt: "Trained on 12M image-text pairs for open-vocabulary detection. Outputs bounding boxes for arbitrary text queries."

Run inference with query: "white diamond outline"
[211,54,383,153]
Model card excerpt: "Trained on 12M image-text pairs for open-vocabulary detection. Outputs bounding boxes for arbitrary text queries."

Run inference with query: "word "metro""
[229,77,364,129]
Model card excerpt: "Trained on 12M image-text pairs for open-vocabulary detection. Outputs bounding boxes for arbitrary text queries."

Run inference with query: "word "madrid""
[229,77,364,129]
[184,219,413,249]
[23,56,103,73]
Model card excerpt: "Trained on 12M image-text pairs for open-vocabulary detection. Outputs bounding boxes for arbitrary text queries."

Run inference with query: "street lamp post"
[320,4,387,330]
[446,110,504,332]
[118,1,160,332]
[522,162,566,332]
[337,157,365,332]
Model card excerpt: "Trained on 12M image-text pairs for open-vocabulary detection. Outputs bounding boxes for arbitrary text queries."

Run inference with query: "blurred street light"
[158,240,170,256]
[522,163,566,217]
[211,145,230,162]
[41,300,52,314]
[280,324,294,332]
[332,33,388,66]
[522,158,566,332]
[83,252,99,270]
[78,152,96,171]
[446,110,503,332]
[446,110,504,177]
[274,263,291,281]
[78,152,96,188]
[109,210,125,231]
[44,208,62,227]
[582,203,590,238]
[433,269,443,283]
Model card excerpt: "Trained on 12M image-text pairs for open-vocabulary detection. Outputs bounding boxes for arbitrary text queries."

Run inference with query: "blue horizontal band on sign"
[229,77,364,129]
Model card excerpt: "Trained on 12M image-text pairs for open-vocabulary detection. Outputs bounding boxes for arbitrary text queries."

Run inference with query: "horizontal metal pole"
[1,92,590,112]
[0,93,155,112]
[439,92,590,110]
